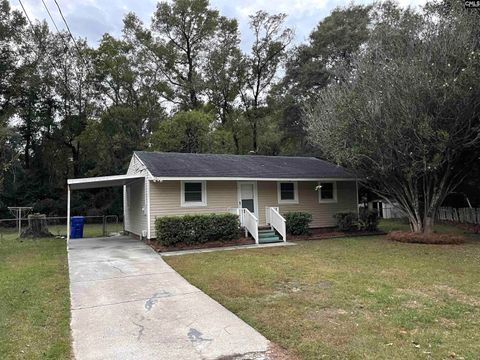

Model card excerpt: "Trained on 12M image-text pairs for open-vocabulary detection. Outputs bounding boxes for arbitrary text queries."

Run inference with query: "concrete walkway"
[68,236,270,360]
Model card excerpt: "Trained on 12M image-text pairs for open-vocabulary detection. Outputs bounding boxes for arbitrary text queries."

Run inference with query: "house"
[67,151,358,243]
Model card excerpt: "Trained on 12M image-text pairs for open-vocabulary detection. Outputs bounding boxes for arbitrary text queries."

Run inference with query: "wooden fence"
[437,207,480,224]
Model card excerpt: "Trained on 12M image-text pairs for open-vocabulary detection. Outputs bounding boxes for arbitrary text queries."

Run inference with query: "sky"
[12,0,428,51]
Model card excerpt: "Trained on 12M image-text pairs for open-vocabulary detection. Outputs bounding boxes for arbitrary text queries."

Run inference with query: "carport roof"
[67,174,145,190]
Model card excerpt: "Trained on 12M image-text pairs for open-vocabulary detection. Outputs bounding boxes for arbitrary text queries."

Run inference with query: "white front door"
[238,182,257,217]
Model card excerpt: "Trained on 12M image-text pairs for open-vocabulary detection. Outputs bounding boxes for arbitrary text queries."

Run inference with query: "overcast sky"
[12,0,427,51]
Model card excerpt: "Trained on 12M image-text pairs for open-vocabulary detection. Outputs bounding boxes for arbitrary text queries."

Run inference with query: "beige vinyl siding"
[148,179,357,238]
[258,181,357,227]
[124,179,148,237]
[149,180,238,238]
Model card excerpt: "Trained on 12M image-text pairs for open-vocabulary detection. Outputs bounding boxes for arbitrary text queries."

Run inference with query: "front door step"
[258,236,281,244]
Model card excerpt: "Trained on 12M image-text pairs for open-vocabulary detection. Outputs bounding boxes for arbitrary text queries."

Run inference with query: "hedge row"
[155,213,240,246]
[334,209,379,232]
[285,212,312,235]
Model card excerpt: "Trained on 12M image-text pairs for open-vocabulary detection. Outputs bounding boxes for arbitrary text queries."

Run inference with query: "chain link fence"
[0,215,123,240]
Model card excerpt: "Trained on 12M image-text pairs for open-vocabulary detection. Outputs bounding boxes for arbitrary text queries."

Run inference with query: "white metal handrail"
[242,208,259,244]
[268,207,287,242]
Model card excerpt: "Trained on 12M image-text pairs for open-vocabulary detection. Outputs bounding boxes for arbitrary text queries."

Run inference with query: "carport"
[67,174,145,240]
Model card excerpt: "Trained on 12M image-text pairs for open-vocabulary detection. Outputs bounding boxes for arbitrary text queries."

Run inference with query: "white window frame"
[181,180,207,207]
[277,181,299,204]
[318,181,337,203]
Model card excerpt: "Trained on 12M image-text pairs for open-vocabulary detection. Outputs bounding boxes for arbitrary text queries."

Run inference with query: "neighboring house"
[362,200,404,219]
[67,151,358,243]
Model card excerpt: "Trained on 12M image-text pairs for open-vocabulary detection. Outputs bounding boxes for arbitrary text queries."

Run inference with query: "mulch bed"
[388,230,466,245]
[149,228,386,252]
[288,227,386,241]
[148,236,255,253]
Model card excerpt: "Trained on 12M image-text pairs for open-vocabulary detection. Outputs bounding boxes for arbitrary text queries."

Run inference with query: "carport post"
[67,185,71,241]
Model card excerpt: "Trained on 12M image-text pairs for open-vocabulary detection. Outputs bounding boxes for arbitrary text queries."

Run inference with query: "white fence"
[437,207,480,224]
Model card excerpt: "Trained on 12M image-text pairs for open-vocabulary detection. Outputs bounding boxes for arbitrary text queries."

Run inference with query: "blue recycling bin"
[70,216,85,239]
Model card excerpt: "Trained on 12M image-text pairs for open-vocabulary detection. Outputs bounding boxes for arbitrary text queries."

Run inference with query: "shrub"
[358,208,379,232]
[285,212,312,235]
[155,213,240,246]
[388,231,466,245]
[334,212,358,232]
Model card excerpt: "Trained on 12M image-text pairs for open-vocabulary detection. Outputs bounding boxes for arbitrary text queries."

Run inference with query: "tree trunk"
[21,214,52,238]
[408,216,435,234]
[423,216,434,235]
[252,121,257,152]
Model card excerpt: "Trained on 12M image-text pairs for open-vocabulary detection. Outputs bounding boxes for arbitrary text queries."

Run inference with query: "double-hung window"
[318,182,337,203]
[277,181,298,204]
[181,181,207,207]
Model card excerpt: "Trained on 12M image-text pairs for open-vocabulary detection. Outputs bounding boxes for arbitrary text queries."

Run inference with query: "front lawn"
[0,233,71,359]
[165,220,480,359]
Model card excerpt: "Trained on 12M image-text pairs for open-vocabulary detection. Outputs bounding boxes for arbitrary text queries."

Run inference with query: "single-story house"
[67,152,358,243]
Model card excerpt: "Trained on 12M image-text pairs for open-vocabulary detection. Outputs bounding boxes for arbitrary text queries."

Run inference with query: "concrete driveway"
[68,236,270,360]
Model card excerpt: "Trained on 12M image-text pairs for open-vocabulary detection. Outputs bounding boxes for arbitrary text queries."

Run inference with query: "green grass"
[0,232,71,359]
[165,220,480,359]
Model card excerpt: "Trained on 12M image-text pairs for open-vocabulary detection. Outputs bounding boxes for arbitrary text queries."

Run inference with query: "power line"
[41,0,61,34]
[52,0,88,67]
[17,0,64,79]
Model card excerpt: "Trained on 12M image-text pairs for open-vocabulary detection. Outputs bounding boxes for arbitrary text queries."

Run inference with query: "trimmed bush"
[358,208,379,232]
[334,212,358,232]
[155,213,240,246]
[285,212,312,235]
[388,231,465,245]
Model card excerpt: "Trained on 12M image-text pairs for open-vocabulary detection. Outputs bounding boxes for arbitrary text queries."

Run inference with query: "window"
[277,181,298,204]
[318,182,337,203]
[181,181,207,207]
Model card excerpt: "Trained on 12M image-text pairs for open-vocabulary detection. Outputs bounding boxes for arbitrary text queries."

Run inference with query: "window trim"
[181,180,207,207]
[277,181,299,204]
[318,181,337,203]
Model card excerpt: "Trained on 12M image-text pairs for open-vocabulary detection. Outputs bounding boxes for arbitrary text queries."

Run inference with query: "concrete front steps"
[258,229,282,244]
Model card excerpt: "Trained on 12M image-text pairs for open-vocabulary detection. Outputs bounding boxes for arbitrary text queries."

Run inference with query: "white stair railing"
[228,207,244,226]
[268,207,287,242]
[242,208,259,244]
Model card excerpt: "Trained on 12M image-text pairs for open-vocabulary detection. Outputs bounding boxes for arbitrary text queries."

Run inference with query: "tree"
[272,5,371,156]
[283,5,371,99]
[81,34,165,176]
[241,11,294,152]
[150,110,212,153]
[204,18,243,125]
[124,0,230,110]
[0,1,25,190]
[306,1,480,234]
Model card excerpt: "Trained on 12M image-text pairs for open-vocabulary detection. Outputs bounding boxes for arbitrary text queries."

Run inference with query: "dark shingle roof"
[134,151,355,179]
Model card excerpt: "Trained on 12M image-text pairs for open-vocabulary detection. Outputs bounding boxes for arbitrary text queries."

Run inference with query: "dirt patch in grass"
[388,230,466,244]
